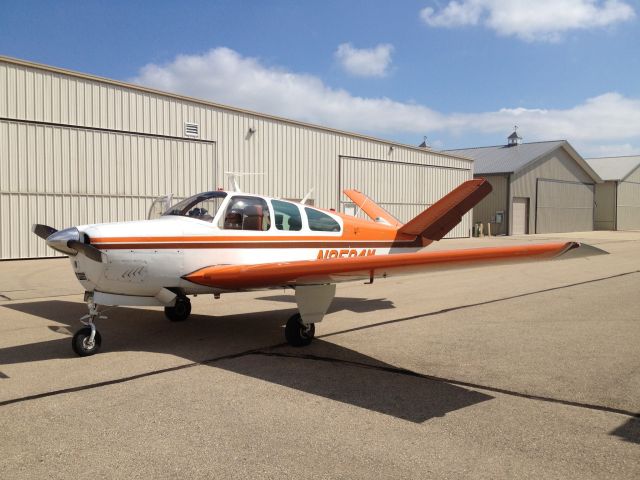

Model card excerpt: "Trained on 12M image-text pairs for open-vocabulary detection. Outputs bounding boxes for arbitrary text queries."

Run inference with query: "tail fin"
[398,179,492,240]
[342,189,401,227]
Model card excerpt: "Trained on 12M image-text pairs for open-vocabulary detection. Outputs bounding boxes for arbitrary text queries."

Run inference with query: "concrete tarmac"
[1,231,639,479]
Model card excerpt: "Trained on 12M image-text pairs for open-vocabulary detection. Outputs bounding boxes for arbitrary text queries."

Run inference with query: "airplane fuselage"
[71,192,425,300]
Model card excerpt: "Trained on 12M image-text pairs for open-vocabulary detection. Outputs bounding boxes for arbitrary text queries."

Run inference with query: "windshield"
[163,192,228,222]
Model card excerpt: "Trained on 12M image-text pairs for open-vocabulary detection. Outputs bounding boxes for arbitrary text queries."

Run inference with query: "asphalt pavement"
[1,231,639,479]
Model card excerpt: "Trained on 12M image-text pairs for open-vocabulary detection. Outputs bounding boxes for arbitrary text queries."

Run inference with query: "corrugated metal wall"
[339,156,471,238]
[615,165,640,230]
[0,57,472,258]
[594,181,617,230]
[536,180,594,233]
[472,174,509,235]
[0,119,215,258]
[617,168,640,230]
[510,149,594,234]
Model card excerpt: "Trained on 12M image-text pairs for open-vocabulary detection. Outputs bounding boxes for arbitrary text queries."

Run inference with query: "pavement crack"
[0,345,285,408]
[252,350,640,419]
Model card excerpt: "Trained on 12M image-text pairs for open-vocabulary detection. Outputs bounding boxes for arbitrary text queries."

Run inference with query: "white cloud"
[132,48,640,156]
[334,43,394,77]
[420,0,636,42]
[583,143,638,157]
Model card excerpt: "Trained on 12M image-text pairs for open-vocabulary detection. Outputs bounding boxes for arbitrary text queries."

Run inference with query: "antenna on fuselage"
[301,187,315,205]
[224,172,264,193]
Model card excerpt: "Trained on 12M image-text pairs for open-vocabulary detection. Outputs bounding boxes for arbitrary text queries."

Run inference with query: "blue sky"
[1,0,639,156]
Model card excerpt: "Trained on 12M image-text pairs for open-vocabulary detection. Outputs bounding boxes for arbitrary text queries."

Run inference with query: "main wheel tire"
[285,313,315,347]
[164,297,191,322]
[72,326,102,357]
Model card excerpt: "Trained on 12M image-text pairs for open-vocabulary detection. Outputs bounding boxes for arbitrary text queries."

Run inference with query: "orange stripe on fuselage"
[92,242,421,250]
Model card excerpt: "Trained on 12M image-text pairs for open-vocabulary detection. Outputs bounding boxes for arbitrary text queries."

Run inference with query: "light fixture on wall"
[246,127,257,140]
[388,145,394,155]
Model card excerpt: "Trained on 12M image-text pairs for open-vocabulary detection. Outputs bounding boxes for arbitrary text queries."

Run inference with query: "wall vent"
[184,122,199,138]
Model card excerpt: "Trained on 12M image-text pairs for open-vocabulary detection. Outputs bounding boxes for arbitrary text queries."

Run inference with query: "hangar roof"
[585,155,640,181]
[444,140,602,182]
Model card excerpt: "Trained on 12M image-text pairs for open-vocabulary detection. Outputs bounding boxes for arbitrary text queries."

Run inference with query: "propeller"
[32,224,104,262]
[32,224,58,240]
[67,240,105,263]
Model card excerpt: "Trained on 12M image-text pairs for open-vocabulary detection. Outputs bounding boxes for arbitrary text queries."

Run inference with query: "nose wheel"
[72,326,102,356]
[72,299,105,357]
[285,313,315,347]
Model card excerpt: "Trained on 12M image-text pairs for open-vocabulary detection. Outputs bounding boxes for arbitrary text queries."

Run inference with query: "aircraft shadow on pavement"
[610,418,640,444]
[1,299,492,422]
[217,342,492,423]
[255,294,396,314]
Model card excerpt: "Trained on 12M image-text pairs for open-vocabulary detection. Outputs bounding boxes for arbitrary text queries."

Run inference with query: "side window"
[272,200,302,231]
[186,197,225,223]
[221,196,271,231]
[305,207,341,232]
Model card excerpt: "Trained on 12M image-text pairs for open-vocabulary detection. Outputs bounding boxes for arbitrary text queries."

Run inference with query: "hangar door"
[617,181,640,230]
[0,120,216,259]
[339,156,472,238]
[535,179,594,233]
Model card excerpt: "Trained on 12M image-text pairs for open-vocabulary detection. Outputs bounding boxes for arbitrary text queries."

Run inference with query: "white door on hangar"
[512,197,529,235]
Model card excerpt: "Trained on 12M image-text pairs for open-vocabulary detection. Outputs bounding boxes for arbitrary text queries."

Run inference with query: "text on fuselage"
[317,249,376,259]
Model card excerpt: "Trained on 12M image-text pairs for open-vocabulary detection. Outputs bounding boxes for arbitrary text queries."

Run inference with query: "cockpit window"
[163,192,227,223]
[221,196,271,231]
[272,200,302,231]
[305,207,341,232]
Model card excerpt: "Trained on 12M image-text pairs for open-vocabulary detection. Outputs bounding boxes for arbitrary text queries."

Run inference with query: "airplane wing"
[184,242,606,290]
[342,189,402,227]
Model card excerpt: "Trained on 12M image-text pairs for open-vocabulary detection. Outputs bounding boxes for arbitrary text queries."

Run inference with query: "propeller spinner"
[32,224,104,262]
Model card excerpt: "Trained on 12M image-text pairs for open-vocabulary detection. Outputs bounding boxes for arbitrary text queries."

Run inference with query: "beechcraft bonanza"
[33,178,605,356]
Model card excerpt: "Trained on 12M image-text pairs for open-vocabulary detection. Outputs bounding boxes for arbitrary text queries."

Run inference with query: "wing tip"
[559,242,609,259]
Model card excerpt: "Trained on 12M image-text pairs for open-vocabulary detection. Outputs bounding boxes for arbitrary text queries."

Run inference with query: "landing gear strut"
[164,295,191,322]
[285,313,315,347]
[72,300,103,356]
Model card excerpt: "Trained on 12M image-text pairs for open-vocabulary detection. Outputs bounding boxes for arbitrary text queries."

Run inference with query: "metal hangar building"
[0,56,473,260]
[586,155,640,231]
[445,132,602,235]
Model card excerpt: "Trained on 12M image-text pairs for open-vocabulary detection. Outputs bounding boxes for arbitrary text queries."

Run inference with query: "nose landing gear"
[72,299,105,356]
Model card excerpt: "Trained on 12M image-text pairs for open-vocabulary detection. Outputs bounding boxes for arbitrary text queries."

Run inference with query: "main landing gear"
[72,300,105,356]
[283,284,336,347]
[164,295,191,322]
[285,313,315,347]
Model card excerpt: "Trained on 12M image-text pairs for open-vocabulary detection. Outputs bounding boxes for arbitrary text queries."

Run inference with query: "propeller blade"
[68,240,104,263]
[32,224,58,240]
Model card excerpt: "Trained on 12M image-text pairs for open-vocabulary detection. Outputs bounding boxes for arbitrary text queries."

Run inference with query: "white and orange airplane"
[33,179,604,356]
